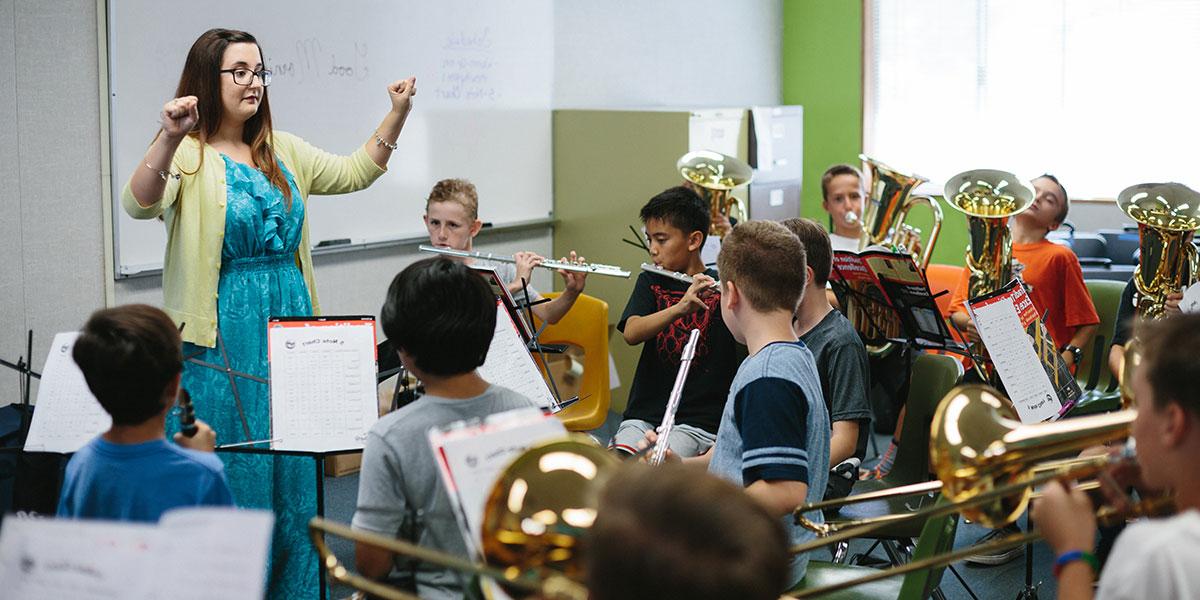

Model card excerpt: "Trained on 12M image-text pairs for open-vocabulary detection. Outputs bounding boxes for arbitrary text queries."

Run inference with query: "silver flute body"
[419,245,631,278]
[639,263,721,289]
[650,328,701,466]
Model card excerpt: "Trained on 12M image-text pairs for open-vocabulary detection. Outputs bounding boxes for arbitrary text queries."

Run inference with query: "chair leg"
[945,564,982,600]
[830,541,850,564]
[881,539,909,566]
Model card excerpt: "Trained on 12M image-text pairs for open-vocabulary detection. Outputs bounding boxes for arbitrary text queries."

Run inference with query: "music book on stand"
[830,249,959,350]
[23,331,110,453]
[967,279,1082,423]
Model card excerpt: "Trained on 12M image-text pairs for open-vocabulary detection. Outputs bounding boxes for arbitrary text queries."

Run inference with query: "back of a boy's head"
[717,220,807,313]
[72,304,181,426]
[381,257,496,376]
[640,186,709,243]
[1138,314,1200,418]
[587,463,788,600]
[426,178,479,220]
[820,163,864,201]
[781,217,833,287]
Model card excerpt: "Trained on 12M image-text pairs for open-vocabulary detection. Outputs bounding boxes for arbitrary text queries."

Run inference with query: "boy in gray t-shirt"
[352,257,537,599]
[783,218,871,501]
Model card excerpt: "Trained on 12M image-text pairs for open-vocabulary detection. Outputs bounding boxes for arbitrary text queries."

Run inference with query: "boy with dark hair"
[611,186,739,458]
[423,177,586,324]
[1034,314,1200,599]
[57,304,232,522]
[587,462,789,600]
[820,164,866,252]
[681,219,830,588]
[353,257,537,599]
[782,218,872,501]
[951,174,1101,565]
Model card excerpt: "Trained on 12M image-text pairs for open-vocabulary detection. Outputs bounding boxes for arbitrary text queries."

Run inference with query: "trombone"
[308,438,616,600]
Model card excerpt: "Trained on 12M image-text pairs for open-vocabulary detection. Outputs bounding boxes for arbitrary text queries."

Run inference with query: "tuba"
[858,155,944,269]
[943,170,1035,300]
[678,150,753,238]
[1117,182,1200,320]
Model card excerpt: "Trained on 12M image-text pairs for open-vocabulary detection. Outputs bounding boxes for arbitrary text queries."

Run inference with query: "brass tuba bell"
[943,170,1034,301]
[1117,182,1200,320]
[677,150,753,238]
[858,155,944,269]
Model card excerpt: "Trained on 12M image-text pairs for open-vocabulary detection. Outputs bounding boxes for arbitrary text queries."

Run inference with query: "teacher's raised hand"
[160,95,199,139]
[387,77,417,117]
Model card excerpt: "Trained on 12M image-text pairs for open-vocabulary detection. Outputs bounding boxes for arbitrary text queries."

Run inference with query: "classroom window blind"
[865,0,1200,200]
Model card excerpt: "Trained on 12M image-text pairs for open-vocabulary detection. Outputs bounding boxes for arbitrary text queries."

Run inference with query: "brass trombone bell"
[1117,182,1200,320]
[307,438,615,600]
[790,384,1135,551]
[677,150,753,238]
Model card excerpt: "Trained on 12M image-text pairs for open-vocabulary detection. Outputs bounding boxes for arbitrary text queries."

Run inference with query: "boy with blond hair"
[423,178,586,324]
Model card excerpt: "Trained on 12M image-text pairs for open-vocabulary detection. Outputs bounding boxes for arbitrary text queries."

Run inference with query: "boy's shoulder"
[368,385,537,440]
[739,341,816,382]
[160,443,226,477]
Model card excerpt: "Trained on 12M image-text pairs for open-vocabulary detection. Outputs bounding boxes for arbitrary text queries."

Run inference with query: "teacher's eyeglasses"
[219,68,273,87]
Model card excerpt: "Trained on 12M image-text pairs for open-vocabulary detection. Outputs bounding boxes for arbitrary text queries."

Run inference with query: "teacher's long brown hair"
[172,28,292,207]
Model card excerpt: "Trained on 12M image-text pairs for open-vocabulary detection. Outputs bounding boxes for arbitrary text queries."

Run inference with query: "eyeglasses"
[219,68,273,87]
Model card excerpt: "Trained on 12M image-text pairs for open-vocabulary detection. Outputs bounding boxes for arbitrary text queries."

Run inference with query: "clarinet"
[649,328,701,466]
[177,388,198,438]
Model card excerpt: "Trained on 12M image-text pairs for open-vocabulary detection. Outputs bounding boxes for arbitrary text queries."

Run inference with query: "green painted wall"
[781,0,969,268]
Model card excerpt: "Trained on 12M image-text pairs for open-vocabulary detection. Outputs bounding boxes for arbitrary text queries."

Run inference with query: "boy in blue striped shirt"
[696,220,830,588]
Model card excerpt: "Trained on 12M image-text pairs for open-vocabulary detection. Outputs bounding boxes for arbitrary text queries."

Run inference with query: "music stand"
[183,327,261,441]
[0,330,41,443]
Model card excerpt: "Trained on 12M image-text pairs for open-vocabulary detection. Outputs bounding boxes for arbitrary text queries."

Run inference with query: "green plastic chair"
[1067,279,1126,416]
[790,497,960,600]
[832,353,963,542]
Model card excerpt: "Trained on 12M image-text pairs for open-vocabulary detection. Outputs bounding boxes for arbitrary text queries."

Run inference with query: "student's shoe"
[964,524,1024,566]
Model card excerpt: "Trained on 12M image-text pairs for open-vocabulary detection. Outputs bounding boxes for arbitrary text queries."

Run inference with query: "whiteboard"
[107,0,553,276]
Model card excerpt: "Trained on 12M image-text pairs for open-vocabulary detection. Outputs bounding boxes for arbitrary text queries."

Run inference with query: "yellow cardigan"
[122,131,386,348]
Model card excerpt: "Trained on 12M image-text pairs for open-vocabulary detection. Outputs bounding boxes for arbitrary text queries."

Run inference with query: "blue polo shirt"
[57,437,234,522]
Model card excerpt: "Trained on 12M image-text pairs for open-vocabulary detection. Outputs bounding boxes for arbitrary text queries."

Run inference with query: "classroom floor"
[319,425,1055,599]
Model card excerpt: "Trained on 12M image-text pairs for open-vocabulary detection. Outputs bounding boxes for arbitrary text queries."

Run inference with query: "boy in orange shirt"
[950,174,1100,566]
[949,174,1099,374]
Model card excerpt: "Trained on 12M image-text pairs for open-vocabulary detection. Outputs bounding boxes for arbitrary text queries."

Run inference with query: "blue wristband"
[1053,549,1098,578]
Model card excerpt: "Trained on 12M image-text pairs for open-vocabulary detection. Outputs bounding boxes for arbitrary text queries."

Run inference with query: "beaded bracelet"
[1052,549,1099,578]
[374,133,398,150]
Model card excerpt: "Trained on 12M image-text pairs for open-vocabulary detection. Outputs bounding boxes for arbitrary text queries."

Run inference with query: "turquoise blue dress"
[178,155,318,600]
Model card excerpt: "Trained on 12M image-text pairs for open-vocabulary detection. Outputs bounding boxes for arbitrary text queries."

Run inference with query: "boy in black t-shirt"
[610,186,739,458]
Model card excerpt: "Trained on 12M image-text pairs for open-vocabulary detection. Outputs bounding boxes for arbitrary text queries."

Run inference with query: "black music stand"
[183,327,261,441]
[0,330,41,443]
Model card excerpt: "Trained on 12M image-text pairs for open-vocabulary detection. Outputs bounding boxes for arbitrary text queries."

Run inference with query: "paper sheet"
[429,408,566,558]
[477,303,557,409]
[0,508,273,600]
[267,318,379,451]
[23,332,112,453]
[969,290,1064,423]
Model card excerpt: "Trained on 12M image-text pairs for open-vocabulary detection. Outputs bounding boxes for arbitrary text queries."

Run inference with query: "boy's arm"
[532,254,588,325]
[352,433,406,578]
[747,479,810,518]
[830,421,859,467]
[622,275,715,345]
[1063,324,1098,368]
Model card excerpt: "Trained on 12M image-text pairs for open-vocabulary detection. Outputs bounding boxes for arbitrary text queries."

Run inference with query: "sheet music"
[429,408,566,558]
[969,294,1063,423]
[24,332,112,453]
[268,319,379,452]
[0,508,273,600]
[477,302,557,409]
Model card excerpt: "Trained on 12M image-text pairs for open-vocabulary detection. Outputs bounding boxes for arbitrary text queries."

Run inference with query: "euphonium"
[678,150,752,238]
[943,169,1034,300]
[1117,182,1200,320]
[858,155,944,269]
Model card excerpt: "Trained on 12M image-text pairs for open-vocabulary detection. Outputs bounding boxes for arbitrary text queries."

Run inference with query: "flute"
[419,245,631,278]
[650,328,701,466]
[639,263,721,290]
